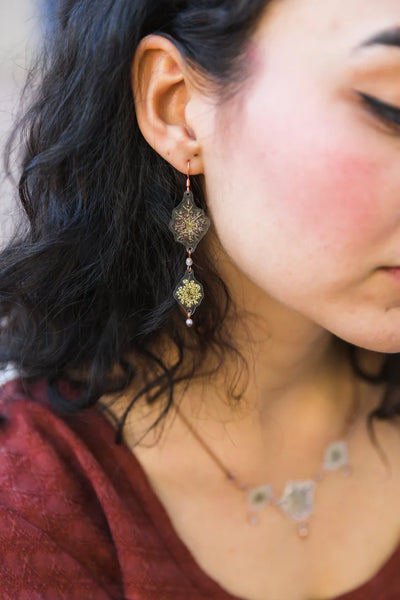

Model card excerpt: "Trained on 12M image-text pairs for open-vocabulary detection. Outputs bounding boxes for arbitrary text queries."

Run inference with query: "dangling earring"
[169,161,210,327]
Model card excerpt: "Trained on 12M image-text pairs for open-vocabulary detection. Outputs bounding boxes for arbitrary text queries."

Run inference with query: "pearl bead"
[298,524,309,538]
[186,318,194,327]
[186,257,193,266]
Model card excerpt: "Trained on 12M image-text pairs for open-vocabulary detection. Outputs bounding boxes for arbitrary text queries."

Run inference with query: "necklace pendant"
[247,484,273,512]
[323,441,349,471]
[279,480,316,522]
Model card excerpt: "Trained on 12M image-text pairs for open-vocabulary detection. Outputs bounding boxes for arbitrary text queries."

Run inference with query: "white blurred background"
[0,0,43,245]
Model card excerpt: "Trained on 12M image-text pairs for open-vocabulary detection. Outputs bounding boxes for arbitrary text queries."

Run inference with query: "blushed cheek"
[291,151,381,241]
[249,119,385,254]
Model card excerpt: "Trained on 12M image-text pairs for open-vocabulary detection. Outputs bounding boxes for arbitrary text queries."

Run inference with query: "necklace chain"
[174,374,360,539]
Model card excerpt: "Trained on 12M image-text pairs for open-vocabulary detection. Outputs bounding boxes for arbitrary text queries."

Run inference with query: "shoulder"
[0,374,124,600]
[0,373,123,525]
[0,375,93,488]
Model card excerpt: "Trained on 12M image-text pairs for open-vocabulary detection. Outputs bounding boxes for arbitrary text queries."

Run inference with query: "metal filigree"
[323,441,349,471]
[173,270,204,315]
[169,191,210,252]
[278,480,315,522]
[247,485,273,512]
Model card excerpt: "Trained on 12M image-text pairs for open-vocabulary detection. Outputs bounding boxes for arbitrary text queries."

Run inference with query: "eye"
[357,92,400,131]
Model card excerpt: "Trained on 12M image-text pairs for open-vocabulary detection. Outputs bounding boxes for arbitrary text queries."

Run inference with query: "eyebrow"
[359,27,400,50]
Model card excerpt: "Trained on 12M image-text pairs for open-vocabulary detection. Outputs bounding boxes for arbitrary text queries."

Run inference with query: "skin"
[97,2,400,597]
[131,0,400,441]
[200,1,400,356]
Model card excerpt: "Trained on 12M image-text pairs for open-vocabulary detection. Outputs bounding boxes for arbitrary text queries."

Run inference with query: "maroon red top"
[0,376,398,600]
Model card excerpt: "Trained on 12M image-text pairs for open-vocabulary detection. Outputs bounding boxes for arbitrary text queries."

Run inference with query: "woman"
[0,0,399,598]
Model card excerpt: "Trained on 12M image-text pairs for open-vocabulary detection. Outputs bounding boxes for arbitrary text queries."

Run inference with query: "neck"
[176,236,369,452]
[105,237,383,475]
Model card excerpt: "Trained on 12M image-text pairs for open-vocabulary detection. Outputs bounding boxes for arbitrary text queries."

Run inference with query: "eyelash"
[357,92,400,131]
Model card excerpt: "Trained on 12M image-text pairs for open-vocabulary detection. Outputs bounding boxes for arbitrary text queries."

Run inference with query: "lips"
[381,266,400,280]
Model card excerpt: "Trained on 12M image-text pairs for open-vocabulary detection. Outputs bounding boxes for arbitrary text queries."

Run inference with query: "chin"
[339,331,400,355]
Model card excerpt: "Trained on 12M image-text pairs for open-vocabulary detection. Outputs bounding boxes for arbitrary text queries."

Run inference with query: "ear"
[131,35,203,175]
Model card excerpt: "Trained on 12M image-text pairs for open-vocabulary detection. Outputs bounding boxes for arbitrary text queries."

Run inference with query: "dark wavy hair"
[1,0,400,448]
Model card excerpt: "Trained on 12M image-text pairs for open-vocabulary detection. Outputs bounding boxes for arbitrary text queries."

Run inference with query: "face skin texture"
[130,0,400,455]
[196,0,400,356]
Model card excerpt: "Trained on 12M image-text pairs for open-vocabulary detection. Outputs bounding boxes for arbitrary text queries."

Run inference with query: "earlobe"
[131,35,203,175]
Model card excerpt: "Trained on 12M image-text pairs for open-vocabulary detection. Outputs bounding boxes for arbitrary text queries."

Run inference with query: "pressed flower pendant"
[169,185,210,326]
[244,440,351,537]
[169,191,210,252]
[173,270,205,315]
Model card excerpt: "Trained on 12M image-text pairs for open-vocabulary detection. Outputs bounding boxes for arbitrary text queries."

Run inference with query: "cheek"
[282,150,382,247]
[234,103,386,262]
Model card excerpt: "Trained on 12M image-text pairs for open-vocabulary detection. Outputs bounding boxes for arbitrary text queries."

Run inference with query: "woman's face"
[189,0,400,353]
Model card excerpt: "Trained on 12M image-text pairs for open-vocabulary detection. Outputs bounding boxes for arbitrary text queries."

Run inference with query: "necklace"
[174,375,360,539]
